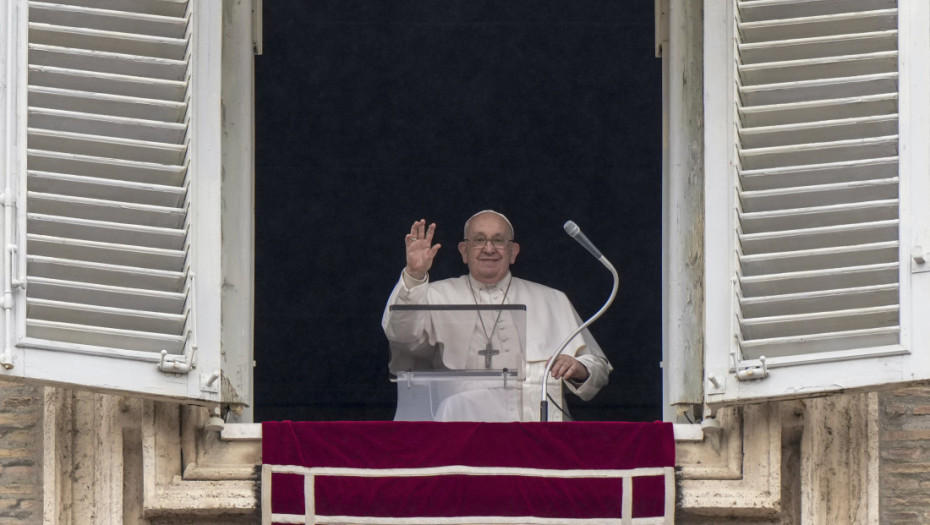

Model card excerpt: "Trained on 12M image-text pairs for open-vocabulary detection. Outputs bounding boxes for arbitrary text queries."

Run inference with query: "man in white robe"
[382,210,612,421]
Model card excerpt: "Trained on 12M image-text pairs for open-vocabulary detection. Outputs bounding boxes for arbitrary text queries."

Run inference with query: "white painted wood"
[28,149,187,184]
[27,23,187,60]
[28,276,185,311]
[28,1,189,38]
[740,73,898,107]
[24,322,186,354]
[741,157,898,193]
[738,30,898,64]
[28,107,187,143]
[185,0,225,401]
[738,9,898,43]
[897,0,930,381]
[219,0,257,421]
[738,94,898,128]
[0,0,238,404]
[28,65,188,100]
[737,0,897,24]
[701,0,737,400]
[29,86,187,122]
[664,0,705,411]
[27,170,186,206]
[704,0,930,405]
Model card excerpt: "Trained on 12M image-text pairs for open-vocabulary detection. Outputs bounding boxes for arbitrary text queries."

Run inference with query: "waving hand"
[405,219,441,280]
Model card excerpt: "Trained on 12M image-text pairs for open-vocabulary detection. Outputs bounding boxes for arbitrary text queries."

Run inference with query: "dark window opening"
[254,1,662,422]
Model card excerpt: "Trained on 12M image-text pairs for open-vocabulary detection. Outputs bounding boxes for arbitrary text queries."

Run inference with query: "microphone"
[563,220,603,260]
[540,220,618,421]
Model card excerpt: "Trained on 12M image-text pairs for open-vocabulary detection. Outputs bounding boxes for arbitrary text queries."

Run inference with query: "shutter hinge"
[735,356,768,381]
[1,189,17,370]
[912,246,930,273]
[200,371,220,393]
[158,348,196,374]
[157,272,197,374]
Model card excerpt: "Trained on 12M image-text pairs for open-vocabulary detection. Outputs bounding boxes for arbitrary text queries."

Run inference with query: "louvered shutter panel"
[704,0,930,404]
[25,0,191,356]
[0,0,236,403]
[735,0,901,359]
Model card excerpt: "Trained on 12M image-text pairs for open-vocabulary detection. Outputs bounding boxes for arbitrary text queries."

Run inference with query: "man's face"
[458,213,520,284]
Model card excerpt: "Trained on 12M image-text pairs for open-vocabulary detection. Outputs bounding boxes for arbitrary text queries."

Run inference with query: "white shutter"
[704,0,930,404]
[735,0,900,359]
[0,0,240,404]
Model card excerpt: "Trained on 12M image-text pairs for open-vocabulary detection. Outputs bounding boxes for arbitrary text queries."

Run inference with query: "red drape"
[262,421,674,521]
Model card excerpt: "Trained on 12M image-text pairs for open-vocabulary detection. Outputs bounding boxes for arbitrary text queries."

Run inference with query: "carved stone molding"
[678,403,782,517]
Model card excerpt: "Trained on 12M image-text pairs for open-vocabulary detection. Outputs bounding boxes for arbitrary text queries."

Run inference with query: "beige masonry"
[0,386,908,523]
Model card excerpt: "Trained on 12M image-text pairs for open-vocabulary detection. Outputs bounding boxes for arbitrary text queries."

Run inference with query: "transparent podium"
[386,304,526,422]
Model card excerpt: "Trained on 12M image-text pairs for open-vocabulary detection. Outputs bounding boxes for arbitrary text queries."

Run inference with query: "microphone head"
[563,220,580,237]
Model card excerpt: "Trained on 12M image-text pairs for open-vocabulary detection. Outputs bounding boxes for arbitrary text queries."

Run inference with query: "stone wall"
[881,387,930,524]
[0,381,925,523]
[0,381,41,524]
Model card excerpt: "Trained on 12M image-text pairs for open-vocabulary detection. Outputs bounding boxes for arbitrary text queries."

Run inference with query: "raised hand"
[405,219,441,280]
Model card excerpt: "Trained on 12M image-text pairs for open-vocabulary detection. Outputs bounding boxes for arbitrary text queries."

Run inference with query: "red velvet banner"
[262,421,674,521]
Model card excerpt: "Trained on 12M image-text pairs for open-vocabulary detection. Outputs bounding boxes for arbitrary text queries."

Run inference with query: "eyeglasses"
[465,236,512,249]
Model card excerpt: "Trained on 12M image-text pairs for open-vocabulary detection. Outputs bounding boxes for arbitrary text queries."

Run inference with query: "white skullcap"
[464,210,515,239]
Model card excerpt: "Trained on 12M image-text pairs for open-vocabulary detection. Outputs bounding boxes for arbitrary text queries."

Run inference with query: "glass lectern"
[386,304,527,422]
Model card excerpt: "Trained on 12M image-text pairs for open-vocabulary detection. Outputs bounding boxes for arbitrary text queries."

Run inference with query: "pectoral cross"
[478,342,500,369]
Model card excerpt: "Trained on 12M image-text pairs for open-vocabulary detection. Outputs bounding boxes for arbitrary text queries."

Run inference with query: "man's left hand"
[550,355,589,382]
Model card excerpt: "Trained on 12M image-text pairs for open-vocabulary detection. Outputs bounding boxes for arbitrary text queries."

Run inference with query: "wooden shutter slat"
[741,177,897,209]
[740,200,898,234]
[29,277,185,314]
[739,305,898,340]
[27,191,186,228]
[29,65,187,101]
[739,51,897,85]
[740,73,897,106]
[739,136,898,170]
[27,128,187,164]
[42,0,189,18]
[27,255,185,291]
[27,298,185,334]
[29,43,186,81]
[739,94,897,127]
[738,30,897,64]
[27,234,186,271]
[739,262,898,297]
[739,115,897,149]
[27,149,186,186]
[740,157,897,191]
[738,327,899,359]
[29,1,188,39]
[27,214,186,250]
[28,23,187,60]
[740,241,898,276]
[28,170,185,207]
[737,0,897,23]
[738,9,897,43]
[738,220,898,254]
[29,86,186,122]
[741,283,899,318]
[25,321,185,354]
[28,107,186,143]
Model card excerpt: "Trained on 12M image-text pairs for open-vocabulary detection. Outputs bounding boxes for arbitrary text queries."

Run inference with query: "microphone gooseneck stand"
[539,221,619,422]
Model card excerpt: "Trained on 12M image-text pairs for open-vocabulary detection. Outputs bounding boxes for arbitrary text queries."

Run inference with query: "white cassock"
[382,272,612,421]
